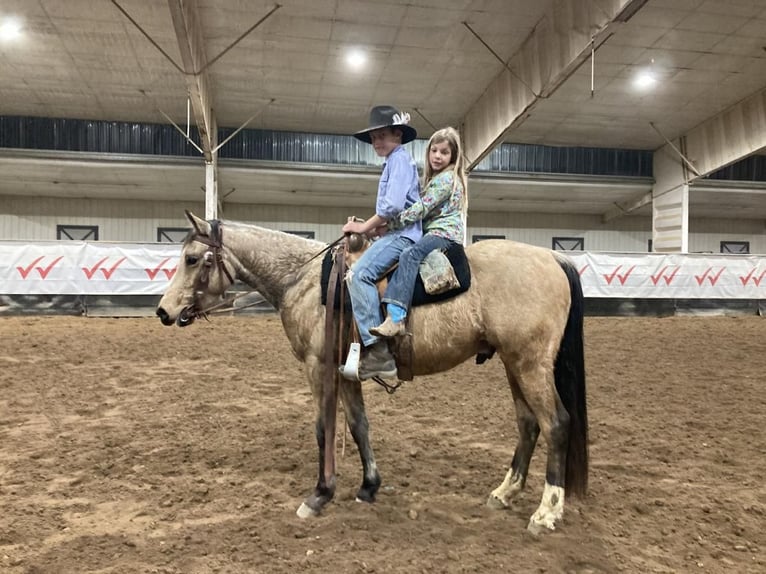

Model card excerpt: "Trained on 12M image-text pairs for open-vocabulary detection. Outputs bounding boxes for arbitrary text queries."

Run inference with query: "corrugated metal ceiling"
[0,0,765,219]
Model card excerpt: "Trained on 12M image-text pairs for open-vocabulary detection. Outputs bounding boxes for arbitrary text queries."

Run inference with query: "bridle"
[189,219,235,288]
[181,219,237,321]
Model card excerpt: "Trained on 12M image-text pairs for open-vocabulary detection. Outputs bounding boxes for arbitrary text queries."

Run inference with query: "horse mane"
[217,220,328,305]
[223,219,324,249]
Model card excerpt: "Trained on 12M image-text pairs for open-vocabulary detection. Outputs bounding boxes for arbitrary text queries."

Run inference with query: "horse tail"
[554,256,589,498]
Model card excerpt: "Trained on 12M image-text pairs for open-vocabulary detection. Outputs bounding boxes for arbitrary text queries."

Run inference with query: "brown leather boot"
[358,341,397,380]
[369,316,405,338]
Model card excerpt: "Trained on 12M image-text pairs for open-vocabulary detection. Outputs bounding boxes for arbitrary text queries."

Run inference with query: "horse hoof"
[296,502,319,519]
[526,516,556,535]
[486,495,508,510]
[355,488,376,504]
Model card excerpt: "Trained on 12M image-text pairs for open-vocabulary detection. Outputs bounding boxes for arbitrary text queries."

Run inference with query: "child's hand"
[342,220,366,234]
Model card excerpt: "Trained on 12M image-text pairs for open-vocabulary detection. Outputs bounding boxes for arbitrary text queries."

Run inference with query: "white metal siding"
[468,211,653,251]
[689,218,766,254]
[1,195,764,253]
[0,196,206,242]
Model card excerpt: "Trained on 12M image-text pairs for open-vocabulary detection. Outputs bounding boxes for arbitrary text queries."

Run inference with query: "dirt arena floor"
[0,314,764,574]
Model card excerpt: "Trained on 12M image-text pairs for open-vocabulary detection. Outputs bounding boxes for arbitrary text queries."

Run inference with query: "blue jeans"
[347,233,414,347]
[382,234,454,312]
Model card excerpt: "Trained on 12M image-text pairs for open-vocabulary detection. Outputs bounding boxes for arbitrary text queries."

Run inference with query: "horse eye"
[185,255,199,266]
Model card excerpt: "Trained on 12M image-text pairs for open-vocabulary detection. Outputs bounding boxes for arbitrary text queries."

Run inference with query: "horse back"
[408,240,572,374]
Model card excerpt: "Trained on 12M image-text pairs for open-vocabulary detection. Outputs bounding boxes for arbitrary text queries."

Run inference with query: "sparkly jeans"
[382,233,454,312]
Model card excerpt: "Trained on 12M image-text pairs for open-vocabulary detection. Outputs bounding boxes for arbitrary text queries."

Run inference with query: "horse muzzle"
[156,306,197,327]
[156,306,173,326]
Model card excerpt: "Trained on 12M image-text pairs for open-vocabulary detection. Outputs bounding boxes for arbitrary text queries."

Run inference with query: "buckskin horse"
[156,211,588,533]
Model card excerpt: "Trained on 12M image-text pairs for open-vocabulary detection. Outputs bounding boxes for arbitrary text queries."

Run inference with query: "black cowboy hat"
[353,105,417,144]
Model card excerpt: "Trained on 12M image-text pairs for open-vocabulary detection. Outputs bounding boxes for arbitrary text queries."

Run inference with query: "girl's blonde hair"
[423,126,469,221]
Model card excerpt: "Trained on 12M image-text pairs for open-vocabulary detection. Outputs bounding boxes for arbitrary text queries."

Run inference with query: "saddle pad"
[320,242,471,310]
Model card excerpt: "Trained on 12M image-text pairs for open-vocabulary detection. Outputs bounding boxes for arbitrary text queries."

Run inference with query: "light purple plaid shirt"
[376,145,422,243]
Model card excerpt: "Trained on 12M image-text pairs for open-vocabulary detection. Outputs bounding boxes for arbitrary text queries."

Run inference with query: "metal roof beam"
[460,0,639,171]
[677,87,766,179]
[168,0,216,162]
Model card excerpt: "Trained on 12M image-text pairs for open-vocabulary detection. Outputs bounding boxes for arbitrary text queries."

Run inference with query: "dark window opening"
[57,225,98,240]
[472,234,505,243]
[720,241,749,254]
[157,227,190,243]
[552,237,584,251]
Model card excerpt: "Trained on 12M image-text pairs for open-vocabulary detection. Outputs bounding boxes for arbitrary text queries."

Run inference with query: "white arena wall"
[1,194,763,317]
[1,194,765,254]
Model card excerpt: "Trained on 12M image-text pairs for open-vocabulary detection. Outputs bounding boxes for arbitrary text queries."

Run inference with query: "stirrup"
[371,376,403,394]
[339,342,362,381]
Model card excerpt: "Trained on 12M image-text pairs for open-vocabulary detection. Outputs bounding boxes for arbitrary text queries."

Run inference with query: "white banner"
[0,241,181,295]
[0,241,764,298]
[566,252,766,299]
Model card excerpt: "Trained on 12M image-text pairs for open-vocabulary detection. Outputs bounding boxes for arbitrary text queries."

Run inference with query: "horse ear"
[185,210,210,236]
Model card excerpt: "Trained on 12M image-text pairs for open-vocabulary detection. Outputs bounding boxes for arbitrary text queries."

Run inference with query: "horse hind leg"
[508,359,571,533]
[526,366,570,533]
[487,372,540,510]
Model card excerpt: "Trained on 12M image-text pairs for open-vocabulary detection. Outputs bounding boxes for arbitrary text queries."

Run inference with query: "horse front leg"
[296,359,337,518]
[338,379,381,503]
[487,374,540,510]
[295,414,336,518]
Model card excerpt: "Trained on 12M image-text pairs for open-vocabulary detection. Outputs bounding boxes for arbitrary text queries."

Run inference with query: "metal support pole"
[205,158,217,220]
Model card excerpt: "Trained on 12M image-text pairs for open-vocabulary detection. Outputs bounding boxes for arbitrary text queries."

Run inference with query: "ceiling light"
[345,48,366,70]
[0,16,23,41]
[633,70,657,90]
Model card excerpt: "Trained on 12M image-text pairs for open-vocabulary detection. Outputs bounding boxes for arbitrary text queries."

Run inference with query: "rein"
[298,235,345,268]
[296,215,367,270]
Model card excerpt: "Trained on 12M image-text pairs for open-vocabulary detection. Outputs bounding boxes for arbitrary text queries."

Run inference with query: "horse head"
[156,210,235,327]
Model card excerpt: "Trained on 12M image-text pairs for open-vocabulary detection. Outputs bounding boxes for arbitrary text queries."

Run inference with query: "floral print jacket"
[389,168,465,243]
